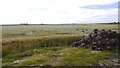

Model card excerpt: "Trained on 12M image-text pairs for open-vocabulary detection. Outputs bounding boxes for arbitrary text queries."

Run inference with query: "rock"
[13,60,21,64]
[92,51,101,54]
[73,29,120,51]
[111,59,119,63]
[40,64,43,66]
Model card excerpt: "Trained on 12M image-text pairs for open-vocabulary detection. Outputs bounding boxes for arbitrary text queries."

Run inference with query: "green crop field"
[1,24,119,67]
[2,24,118,38]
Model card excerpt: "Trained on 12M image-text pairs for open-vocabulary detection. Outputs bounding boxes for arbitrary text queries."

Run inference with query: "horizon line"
[1,22,119,26]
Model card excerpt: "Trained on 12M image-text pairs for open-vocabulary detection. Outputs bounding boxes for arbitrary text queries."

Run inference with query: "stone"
[73,29,120,51]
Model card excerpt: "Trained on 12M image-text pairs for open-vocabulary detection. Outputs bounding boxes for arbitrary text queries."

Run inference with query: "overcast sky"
[0,0,119,24]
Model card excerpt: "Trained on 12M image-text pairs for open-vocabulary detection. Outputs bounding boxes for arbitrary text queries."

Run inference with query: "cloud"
[80,2,118,9]
[0,0,119,24]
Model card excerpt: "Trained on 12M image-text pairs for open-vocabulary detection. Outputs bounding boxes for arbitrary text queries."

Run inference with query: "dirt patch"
[13,54,32,64]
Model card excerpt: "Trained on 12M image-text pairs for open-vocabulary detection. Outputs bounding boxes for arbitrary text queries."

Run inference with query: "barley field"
[2,24,118,38]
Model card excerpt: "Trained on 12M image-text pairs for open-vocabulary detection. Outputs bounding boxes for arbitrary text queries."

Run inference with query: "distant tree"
[118,22,120,24]
[114,22,116,24]
[26,23,28,25]
[23,23,25,25]
[41,23,44,25]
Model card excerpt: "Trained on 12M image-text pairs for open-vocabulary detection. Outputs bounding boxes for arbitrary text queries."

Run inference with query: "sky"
[0,0,119,24]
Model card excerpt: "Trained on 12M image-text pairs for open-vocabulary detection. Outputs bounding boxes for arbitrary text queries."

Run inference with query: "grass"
[2,35,83,57]
[2,47,113,66]
[2,50,33,63]
[2,24,119,66]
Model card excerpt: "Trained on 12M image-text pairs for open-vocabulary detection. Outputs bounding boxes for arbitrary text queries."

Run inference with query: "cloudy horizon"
[0,0,119,24]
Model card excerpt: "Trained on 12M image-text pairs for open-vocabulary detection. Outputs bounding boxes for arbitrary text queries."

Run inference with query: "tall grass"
[2,36,83,57]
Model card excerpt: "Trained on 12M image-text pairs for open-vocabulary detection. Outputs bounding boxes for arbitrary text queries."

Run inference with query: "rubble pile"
[73,29,120,50]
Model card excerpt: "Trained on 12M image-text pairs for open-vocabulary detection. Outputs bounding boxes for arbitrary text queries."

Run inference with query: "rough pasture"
[2,24,119,66]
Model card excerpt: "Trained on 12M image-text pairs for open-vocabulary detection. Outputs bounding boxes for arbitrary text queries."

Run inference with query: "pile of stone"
[73,29,120,51]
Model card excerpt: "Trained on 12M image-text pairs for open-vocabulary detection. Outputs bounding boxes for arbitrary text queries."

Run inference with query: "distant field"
[2,24,118,38]
[2,24,119,66]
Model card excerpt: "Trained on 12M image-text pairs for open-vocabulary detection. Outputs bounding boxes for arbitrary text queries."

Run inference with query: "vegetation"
[2,24,119,66]
[2,24,118,38]
[2,35,83,57]
[2,47,114,66]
